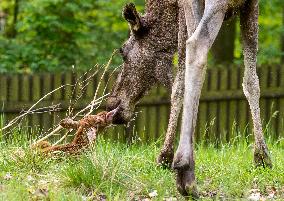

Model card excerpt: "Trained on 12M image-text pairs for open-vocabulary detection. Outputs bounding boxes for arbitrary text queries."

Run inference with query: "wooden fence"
[0,65,284,143]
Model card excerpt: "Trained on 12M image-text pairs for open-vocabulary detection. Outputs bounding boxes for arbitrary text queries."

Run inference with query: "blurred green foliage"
[0,0,144,73]
[234,0,283,65]
[0,0,282,73]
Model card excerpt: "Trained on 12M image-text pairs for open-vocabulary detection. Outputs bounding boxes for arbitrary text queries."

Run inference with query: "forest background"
[0,0,283,73]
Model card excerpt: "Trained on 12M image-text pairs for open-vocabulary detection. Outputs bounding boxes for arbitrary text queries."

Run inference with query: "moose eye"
[119,47,127,61]
[119,47,124,55]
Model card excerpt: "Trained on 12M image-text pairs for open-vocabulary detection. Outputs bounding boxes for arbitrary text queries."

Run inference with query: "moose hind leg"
[240,0,272,168]
[173,0,228,197]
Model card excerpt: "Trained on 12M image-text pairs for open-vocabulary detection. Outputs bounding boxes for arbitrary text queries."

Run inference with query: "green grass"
[0,138,283,200]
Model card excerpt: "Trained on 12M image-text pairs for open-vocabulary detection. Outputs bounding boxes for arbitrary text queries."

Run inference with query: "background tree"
[211,18,236,65]
[0,0,282,73]
[280,4,284,64]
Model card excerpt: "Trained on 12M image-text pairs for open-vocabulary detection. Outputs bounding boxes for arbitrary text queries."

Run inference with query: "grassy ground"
[0,138,283,200]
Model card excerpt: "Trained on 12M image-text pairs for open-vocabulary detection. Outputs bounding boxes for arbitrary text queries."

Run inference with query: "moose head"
[106,2,179,124]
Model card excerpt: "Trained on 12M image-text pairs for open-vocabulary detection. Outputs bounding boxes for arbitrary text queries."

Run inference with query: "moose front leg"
[173,0,228,197]
[157,5,188,167]
[157,67,184,167]
[240,0,272,168]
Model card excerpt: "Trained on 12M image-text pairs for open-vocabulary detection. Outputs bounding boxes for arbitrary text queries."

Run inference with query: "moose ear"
[122,3,142,33]
[106,106,120,123]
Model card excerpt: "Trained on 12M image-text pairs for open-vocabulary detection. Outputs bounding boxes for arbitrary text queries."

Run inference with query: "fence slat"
[198,102,207,144]
[64,72,73,100]
[0,75,7,102]
[85,71,95,98]
[270,65,279,137]
[200,67,210,143]
[21,75,30,102]
[148,106,157,141]
[96,69,107,99]
[219,67,228,144]
[259,66,269,126]
[203,69,211,144]
[106,71,114,95]
[32,75,41,101]
[75,72,84,101]
[136,106,147,142]
[279,66,284,138]
[208,68,218,144]
[42,74,52,100]
[228,66,239,142]
[53,73,62,100]
[159,104,169,141]
[9,75,19,101]
[238,67,248,138]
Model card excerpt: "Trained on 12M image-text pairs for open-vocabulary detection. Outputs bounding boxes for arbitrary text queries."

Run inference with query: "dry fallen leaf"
[4,173,12,180]
[12,148,25,158]
[135,195,150,201]
[248,192,261,201]
[266,186,276,199]
[163,197,177,201]
[267,193,275,199]
[149,190,158,198]
[0,185,4,192]
[38,179,49,186]
[81,195,87,201]
[98,194,107,201]
[141,198,151,201]
[27,175,34,182]
[29,187,49,200]
[34,188,48,197]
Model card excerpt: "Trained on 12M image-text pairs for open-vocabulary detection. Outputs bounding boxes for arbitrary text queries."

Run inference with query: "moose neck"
[144,0,179,54]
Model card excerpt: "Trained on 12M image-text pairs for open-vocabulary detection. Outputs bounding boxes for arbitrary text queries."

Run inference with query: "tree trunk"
[211,18,236,65]
[0,11,6,32]
[5,0,19,38]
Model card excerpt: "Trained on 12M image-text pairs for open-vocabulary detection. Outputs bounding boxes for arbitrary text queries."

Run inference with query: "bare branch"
[32,52,118,146]
[0,84,72,132]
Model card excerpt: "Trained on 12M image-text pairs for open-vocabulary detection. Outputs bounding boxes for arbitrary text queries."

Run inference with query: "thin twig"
[51,94,111,146]
[88,65,120,114]
[34,126,63,144]
[52,130,72,146]
[68,65,100,116]
[73,93,110,118]
[89,50,117,114]
[52,64,120,145]
[34,92,110,145]
[0,84,72,132]
[32,52,118,145]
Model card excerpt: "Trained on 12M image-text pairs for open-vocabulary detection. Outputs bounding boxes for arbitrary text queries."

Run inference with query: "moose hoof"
[176,169,199,199]
[254,144,272,168]
[172,152,190,170]
[157,148,174,169]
